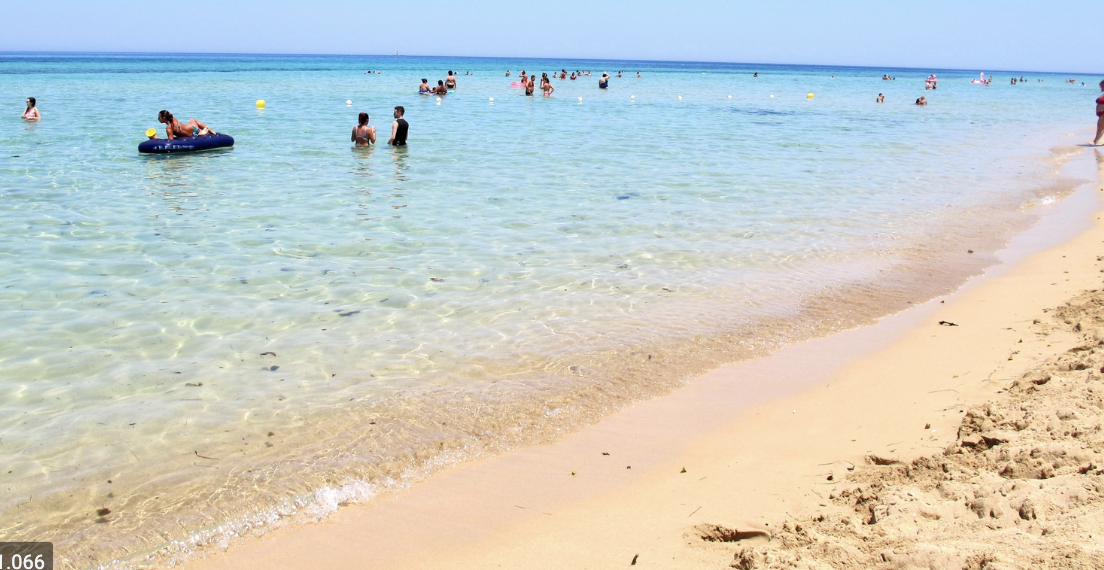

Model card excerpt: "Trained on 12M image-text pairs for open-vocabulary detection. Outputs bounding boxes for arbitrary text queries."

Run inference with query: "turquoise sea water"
[0,53,1098,568]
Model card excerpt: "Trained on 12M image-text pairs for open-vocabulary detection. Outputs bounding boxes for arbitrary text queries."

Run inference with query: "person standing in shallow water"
[1092,79,1104,146]
[351,112,375,147]
[388,106,408,146]
[446,71,457,90]
[22,97,41,120]
[876,93,884,103]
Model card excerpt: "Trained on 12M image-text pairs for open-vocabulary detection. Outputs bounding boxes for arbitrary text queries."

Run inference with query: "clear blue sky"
[3,0,1099,73]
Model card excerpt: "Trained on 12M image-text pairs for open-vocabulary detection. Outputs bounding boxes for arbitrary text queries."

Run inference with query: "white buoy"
[770,94,775,99]
[728,95,732,99]
[578,96,583,102]
[489,97,494,102]
[346,100,352,106]
[678,95,683,100]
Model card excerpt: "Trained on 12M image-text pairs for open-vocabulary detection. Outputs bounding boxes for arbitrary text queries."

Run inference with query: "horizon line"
[0,50,1099,77]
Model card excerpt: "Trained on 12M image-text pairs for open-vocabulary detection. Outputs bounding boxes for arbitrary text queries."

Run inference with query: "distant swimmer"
[22,97,40,120]
[570,72,577,80]
[155,110,215,139]
[446,70,457,90]
[351,112,376,147]
[1092,79,1104,146]
[636,72,641,77]
[419,78,431,94]
[388,106,408,146]
[519,70,528,85]
[753,73,758,77]
[506,70,511,77]
[542,78,555,97]
[433,80,448,95]
[525,76,535,96]
[617,71,622,78]
[599,73,610,89]
[915,96,928,106]
[877,93,884,103]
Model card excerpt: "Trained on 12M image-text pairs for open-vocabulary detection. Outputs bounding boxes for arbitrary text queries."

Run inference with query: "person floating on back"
[351,112,376,147]
[153,110,215,139]
[388,106,408,146]
[22,97,40,121]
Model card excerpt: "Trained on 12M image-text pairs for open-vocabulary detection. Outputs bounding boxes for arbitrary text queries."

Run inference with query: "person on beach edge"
[388,106,408,146]
[1093,79,1104,146]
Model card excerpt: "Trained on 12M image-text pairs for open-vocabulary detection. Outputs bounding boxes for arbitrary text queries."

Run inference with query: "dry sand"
[182,149,1104,570]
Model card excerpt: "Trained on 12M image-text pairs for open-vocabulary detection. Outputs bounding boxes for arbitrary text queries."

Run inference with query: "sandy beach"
[173,148,1104,569]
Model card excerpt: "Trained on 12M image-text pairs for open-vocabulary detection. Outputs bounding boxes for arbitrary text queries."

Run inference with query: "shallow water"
[0,54,1097,568]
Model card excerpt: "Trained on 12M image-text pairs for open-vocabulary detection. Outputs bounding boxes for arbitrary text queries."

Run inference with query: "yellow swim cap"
[146,128,157,137]
[256,100,266,108]
[807,93,815,99]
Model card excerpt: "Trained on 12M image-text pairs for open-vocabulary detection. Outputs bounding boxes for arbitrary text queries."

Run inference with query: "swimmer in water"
[446,70,457,90]
[876,93,884,103]
[598,73,610,89]
[22,97,40,120]
[753,72,759,77]
[388,106,408,146]
[570,72,577,80]
[636,72,641,78]
[525,75,536,96]
[419,79,431,94]
[519,70,528,85]
[915,96,928,106]
[154,110,215,139]
[351,112,376,147]
[542,78,555,97]
[506,70,511,77]
[1092,79,1104,146]
[434,80,448,95]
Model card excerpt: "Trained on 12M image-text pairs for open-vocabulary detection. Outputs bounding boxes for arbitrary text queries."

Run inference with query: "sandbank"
[182,147,1103,569]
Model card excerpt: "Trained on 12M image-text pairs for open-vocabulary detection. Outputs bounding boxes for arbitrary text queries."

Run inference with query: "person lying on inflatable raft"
[149,110,217,140]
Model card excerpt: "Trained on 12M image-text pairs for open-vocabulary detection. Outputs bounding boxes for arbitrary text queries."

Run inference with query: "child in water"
[154,110,216,139]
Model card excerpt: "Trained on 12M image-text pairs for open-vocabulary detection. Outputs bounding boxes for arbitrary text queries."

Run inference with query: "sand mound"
[723,289,1104,569]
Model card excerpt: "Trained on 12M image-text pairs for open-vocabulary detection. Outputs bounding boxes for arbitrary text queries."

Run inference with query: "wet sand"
[181,149,1103,570]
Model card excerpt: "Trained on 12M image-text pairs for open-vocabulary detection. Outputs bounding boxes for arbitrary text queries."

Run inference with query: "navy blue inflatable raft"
[139,133,234,154]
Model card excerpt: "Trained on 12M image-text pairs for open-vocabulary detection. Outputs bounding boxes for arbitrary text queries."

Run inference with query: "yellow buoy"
[145,128,157,138]
[256,99,266,109]
[807,93,814,99]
